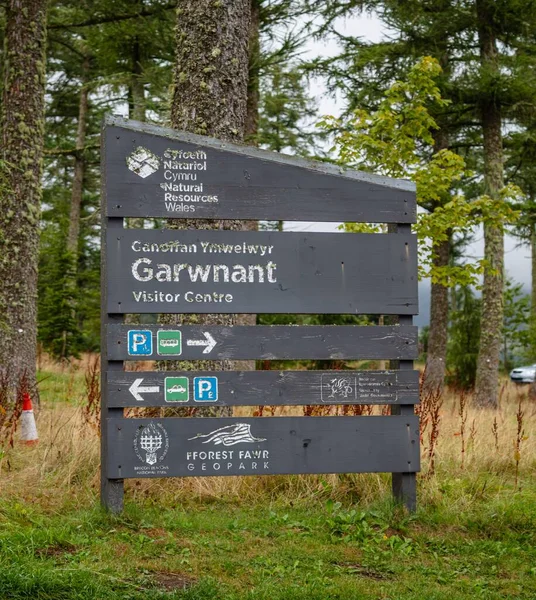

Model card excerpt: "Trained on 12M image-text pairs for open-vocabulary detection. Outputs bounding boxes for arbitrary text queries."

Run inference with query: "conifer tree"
[308,0,536,403]
[307,0,471,391]
[472,0,505,407]
[39,0,176,357]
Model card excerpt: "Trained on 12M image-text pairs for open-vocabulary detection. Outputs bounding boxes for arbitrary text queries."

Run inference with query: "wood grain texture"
[106,369,420,407]
[104,118,416,223]
[106,415,420,478]
[106,229,418,315]
[107,324,418,361]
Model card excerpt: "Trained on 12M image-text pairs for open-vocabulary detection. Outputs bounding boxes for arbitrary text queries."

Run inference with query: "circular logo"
[134,422,169,465]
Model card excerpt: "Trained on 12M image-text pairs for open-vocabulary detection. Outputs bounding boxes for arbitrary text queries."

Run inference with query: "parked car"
[509,364,536,384]
[167,384,187,394]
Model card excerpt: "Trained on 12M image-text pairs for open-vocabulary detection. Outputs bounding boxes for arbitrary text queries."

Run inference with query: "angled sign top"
[102,116,416,223]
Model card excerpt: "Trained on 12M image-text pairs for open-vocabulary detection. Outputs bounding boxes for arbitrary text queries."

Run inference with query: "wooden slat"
[106,369,420,407]
[106,325,419,361]
[106,416,420,478]
[106,229,418,315]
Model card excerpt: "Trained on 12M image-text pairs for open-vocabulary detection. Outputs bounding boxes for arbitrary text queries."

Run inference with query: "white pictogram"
[129,378,160,402]
[167,384,187,394]
[126,147,160,178]
[327,377,354,399]
[186,331,217,354]
[188,423,266,446]
[321,374,357,403]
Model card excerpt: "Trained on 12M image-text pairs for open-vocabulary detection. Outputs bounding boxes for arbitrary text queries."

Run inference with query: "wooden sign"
[106,324,418,361]
[106,369,420,407]
[103,117,416,223]
[100,117,421,515]
[106,229,418,314]
[106,416,420,478]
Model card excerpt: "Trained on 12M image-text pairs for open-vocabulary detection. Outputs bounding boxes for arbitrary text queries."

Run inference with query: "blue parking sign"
[193,377,218,402]
[128,330,153,355]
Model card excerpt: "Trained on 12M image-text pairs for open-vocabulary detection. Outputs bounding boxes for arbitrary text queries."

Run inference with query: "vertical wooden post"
[389,223,417,512]
[100,311,124,514]
[100,127,124,513]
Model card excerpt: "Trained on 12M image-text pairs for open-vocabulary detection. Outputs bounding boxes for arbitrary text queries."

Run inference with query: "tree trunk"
[61,54,90,358]
[236,0,260,363]
[530,219,536,341]
[245,0,260,144]
[171,0,250,140]
[161,0,252,416]
[130,38,146,122]
[126,38,146,287]
[0,0,47,389]
[424,125,451,393]
[424,237,450,392]
[67,55,90,257]
[474,0,504,409]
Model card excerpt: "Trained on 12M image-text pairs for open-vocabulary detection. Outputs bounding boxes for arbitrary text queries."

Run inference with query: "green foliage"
[447,287,481,389]
[320,57,519,286]
[37,190,100,359]
[503,279,531,370]
[319,57,447,177]
[258,64,317,154]
[419,325,429,362]
[37,238,81,360]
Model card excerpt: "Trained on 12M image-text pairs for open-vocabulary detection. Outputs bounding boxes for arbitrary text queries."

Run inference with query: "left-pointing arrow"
[129,378,160,402]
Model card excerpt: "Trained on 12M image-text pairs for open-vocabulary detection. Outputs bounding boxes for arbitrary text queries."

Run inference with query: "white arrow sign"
[129,378,160,402]
[186,331,217,354]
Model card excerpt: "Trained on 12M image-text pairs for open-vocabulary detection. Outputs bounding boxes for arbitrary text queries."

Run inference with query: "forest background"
[0,2,535,598]
[2,0,534,401]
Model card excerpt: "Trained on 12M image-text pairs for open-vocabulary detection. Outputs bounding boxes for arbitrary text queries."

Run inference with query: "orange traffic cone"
[20,393,38,445]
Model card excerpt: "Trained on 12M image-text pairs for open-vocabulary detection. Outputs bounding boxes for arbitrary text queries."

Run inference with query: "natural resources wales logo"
[126,146,160,178]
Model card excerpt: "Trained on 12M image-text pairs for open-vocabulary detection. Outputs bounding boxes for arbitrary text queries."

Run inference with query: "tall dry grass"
[1,360,534,511]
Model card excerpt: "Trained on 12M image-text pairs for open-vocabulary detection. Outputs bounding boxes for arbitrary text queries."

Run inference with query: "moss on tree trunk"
[245,0,260,144]
[0,0,47,389]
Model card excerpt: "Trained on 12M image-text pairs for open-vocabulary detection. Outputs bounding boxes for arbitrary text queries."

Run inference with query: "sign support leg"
[100,349,124,514]
[388,224,418,512]
[100,211,125,513]
[390,354,418,510]
[392,470,417,512]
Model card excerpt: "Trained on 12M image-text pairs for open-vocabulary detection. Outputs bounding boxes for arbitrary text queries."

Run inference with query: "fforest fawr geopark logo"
[188,423,266,447]
[134,422,169,465]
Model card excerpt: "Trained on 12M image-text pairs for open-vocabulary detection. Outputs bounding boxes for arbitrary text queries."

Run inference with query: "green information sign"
[157,330,182,356]
[165,377,189,402]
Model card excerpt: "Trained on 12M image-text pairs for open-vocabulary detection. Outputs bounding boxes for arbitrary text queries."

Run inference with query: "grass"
[0,361,535,599]
[1,488,535,599]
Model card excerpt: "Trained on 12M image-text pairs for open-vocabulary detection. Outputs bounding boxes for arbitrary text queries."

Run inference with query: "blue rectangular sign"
[194,376,218,402]
[127,330,153,355]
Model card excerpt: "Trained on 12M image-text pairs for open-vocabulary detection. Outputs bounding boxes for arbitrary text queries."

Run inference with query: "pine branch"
[48,1,177,30]
[44,142,100,158]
